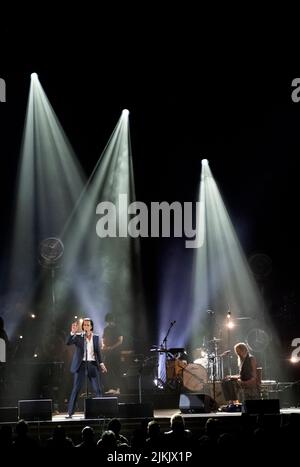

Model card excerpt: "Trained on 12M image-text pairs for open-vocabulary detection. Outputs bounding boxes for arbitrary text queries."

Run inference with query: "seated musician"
[224,342,260,401]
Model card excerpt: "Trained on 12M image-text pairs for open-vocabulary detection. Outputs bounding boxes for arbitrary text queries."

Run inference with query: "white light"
[33,353,38,358]
[201,159,209,166]
[291,356,298,363]
[31,313,36,319]
[153,378,164,389]
[227,321,234,329]
[122,109,129,116]
[19,335,23,339]
[74,315,78,319]
[31,73,38,80]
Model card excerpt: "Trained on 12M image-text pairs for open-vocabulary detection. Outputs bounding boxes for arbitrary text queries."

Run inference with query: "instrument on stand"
[150,321,181,390]
[150,345,188,389]
[166,348,188,384]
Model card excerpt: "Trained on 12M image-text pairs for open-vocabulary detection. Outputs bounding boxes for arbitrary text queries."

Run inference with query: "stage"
[1,392,299,448]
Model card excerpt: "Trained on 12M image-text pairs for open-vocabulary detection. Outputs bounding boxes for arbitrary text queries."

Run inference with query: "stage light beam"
[188,159,282,381]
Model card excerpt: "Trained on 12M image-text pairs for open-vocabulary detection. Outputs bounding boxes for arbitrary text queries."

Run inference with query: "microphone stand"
[161,321,175,352]
[138,361,144,404]
[227,311,232,377]
[161,321,176,389]
[208,337,218,408]
[209,354,216,404]
[84,333,89,400]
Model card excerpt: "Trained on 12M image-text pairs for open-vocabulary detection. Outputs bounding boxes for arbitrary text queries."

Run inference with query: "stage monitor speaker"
[179,393,218,413]
[84,397,118,419]
[243,399,280,415]
[18,399,52,421]
[0,407,18,422]
[118,402,154,418]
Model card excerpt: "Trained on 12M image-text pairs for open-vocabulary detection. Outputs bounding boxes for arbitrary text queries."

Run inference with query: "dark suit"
[66,333,103,416]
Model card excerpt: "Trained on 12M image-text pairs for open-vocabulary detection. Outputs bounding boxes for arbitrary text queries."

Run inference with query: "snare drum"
[183,363,208,391]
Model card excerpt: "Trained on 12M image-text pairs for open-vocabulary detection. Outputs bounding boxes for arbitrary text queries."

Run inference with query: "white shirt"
[83,334,96,361]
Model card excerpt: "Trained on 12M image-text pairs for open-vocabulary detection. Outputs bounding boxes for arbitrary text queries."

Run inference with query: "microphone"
[171,320,176,325]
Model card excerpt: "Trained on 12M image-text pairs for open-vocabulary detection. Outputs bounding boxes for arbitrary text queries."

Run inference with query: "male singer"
[65,318,107,418]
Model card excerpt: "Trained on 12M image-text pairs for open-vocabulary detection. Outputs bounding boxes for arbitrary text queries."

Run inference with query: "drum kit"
[183,337,228,391]
[150,338,230,392]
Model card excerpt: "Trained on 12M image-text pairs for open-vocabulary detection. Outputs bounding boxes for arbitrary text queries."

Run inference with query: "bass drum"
[183,363,208,391]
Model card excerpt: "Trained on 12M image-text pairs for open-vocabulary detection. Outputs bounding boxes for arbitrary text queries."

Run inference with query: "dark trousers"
[67,361,102,415]
[103,350,121,390]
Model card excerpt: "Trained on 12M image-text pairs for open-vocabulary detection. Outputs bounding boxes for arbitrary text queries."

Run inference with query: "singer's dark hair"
[82,318,94,330]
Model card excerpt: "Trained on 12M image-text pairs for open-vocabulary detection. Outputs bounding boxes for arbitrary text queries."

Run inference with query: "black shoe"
[65,414,73,419]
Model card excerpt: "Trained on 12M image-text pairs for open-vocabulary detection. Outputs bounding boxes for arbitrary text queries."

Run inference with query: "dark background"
[0,21,300,385]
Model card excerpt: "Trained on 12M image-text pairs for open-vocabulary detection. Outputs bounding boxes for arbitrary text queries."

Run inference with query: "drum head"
[193,348,208,367]
[183,363,208,391]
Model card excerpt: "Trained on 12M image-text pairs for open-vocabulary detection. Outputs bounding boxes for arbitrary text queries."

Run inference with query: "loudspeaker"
[179,393,218,413]
[243,399,280,414]
[84,397,118,419]
[0,407,18,422]
[18,399,52,421]
[118,402,154,418]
